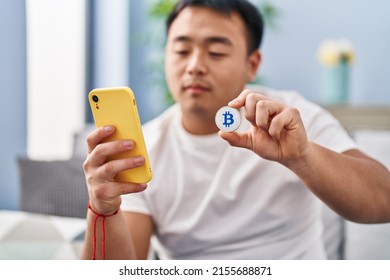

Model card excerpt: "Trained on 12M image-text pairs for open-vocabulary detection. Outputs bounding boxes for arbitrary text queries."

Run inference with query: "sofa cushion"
[0,210,85,260]
[343,129,390,259]
[344,221,390,259]
[18,158,88,218]
[352,129,390,167]
[72,124,94,159]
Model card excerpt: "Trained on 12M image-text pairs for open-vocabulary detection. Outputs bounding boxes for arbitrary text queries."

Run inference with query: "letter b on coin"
[215,106,241,132]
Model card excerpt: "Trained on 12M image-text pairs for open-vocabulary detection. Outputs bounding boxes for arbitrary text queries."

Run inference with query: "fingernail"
[135,156,144,165]
[104,126,114,132]
[228,99,238,106]
[137,184,148,191]
[124,140,134,149]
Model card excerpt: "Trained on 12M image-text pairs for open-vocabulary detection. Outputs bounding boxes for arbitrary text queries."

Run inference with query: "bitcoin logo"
[215,106,241,132]
[222,111,234,128]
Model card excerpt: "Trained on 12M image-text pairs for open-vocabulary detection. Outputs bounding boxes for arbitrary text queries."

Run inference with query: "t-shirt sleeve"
[121,191,151,215]
[303,103,358,153]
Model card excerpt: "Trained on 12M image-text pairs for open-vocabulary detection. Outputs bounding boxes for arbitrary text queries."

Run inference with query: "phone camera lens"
[92,95,99,103]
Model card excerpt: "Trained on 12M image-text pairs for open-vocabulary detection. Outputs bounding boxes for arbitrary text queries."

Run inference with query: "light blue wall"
[130,0,390,121]
[129,0,152,123]
[260,0,390,104]
[129,1,168,123]
[0,0,27,209]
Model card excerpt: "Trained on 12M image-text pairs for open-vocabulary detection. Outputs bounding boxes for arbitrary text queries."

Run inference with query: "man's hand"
[219,89,310,166]
[83,125,147,215]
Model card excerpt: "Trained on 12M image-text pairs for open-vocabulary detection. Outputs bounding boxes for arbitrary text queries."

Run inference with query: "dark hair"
[166,0,264,54]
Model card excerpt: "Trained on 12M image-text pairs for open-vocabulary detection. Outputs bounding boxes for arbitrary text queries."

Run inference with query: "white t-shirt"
[121,88,358,259]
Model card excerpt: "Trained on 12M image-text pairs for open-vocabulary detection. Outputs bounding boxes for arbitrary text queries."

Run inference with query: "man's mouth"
[183,82,211,95]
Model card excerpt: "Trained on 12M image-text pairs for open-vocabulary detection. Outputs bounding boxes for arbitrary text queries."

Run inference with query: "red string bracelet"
[88,202,119,260]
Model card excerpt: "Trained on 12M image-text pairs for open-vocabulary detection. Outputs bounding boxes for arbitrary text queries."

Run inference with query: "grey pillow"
[72,124,94,159]
[18,158,88,218]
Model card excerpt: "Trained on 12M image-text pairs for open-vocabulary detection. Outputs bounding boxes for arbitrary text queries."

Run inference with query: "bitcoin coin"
[215,106,241,132]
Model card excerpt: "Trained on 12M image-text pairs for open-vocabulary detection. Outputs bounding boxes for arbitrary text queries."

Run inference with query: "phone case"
[88,87,152,183]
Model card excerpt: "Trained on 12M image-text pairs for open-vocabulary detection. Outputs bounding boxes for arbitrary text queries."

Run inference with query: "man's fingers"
[254,100,285,130]
[228,89,270,108]
[269,108,301,140]
[86,126,116,154]
[219,131,250,149]
[85,156,147,201]
[86,139,135,169]
[96,156,145,181]
[243,93,260,126]
[228,88,253,108]
[114,182,148,196]
[228,90,278,129]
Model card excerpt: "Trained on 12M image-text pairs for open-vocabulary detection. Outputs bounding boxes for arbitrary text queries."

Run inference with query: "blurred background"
[1,0,390,210]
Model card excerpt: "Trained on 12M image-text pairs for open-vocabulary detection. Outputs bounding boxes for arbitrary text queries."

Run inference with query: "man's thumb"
[218,131,248,149]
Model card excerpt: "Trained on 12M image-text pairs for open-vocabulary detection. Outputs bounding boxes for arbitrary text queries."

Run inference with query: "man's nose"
[186,51,207,75]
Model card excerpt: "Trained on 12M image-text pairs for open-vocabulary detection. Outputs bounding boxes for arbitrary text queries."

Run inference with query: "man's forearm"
[287,142,390,223]
[81,209,137,260]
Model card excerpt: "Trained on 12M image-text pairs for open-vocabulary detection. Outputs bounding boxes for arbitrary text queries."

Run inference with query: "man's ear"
[246,50,261,82]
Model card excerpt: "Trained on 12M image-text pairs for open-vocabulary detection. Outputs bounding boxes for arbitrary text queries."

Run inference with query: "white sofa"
[0,210,85,260]
[323,105,390,259]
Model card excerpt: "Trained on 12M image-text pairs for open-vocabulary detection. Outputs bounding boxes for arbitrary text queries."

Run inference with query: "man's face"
[165,6,260,133]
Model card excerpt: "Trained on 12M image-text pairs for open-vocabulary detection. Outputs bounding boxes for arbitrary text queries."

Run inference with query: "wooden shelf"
[323,105,390,131]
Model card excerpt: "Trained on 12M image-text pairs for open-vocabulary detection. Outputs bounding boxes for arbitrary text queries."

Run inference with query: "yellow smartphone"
[88,86,152,183]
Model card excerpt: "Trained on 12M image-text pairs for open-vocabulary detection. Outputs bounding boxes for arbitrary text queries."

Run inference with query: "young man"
[82,0,390,259]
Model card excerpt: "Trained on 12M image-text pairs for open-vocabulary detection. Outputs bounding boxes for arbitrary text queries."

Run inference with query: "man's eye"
[175,50,189,55]
[209,52,226,57]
